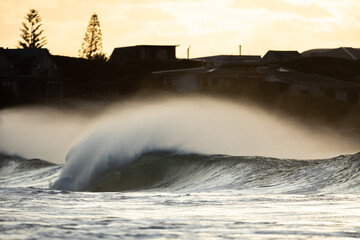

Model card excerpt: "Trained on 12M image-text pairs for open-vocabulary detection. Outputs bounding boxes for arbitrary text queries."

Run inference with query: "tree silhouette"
[79,13,106,60]
[92,52,108,62]
[18,9,47,48]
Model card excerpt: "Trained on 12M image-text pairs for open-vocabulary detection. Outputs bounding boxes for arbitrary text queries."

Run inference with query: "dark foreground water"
[2,152,360,239]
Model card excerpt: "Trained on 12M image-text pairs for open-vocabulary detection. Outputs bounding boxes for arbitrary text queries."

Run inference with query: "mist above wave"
[0,105,92,164]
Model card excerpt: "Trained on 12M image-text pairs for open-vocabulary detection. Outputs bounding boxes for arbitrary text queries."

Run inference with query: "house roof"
[153,65,259,76]
[197,55,261,61]
[153,67,207,75]
[301,47,360,60]
[113,45,179,50]
[4,48,51,68]
[196,55,261,67]
[109,45,179,63]
[262,51,301,63]
[261,67,360,90]
[0,48,12,63]
[0,48,10,61]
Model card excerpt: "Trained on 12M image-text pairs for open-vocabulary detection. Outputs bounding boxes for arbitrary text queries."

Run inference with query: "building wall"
[1,80,18,98]
[139,46,175,60]
[38,54,58,77]
[0,53,12,77]
[201,56,261,68]
[335,90,348,103]
[288,83,308,95]
[309,87,325,96]
[6,57,61,103]
[174,74,198,93]
[287,84,324,97]
[346,90,359,104]
[111,46,176,64]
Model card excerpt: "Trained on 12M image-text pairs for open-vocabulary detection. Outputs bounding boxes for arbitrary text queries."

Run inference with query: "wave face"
[52,151,360,194]
[0,153,60,188]
[50,97,358,192]
[2,151,360,194]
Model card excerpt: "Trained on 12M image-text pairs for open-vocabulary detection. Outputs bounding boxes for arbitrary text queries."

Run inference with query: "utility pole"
[187,45,191,59]
[239,45,242,55]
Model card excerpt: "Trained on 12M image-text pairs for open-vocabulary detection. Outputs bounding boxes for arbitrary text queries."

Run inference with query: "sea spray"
[0,106,92,164]
[51,97,358,191]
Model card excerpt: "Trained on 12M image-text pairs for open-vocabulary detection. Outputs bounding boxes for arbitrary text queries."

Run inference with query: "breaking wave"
[77,151,360,194]
[2,151,360,194]
[48,98,358,192]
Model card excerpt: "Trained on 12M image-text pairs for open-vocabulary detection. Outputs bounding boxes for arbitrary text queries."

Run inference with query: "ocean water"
[1,97,360,239]
[2,152,360,239]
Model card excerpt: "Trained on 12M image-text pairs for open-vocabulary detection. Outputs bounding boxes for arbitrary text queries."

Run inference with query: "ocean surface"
[1,98,360,239]
[2,151,360,239]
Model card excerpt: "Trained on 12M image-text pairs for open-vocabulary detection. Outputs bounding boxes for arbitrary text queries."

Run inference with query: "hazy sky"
[1,0,359,58]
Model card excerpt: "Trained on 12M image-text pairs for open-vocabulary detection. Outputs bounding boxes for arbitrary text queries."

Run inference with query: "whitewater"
[1,96,360,239]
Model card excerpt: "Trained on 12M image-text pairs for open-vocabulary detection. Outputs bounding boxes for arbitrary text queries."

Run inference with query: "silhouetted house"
[0,48,16,107]
[5,49,59,77]
[153,55,262,94]
[52,56,123,98]
[109,45,177,63]
[302,47,360,60]
[109,45,202,74]
[258,67,360,104]
[0,48,62,105]
[0,48,14,77]
[262,51,301,64]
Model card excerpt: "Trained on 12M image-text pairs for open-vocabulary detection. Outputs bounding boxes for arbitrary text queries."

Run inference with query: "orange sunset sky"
[1,0,359,58]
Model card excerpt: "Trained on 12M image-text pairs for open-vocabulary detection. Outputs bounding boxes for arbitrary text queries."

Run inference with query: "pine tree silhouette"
[79,13,106,60]
[18,9,47,48]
